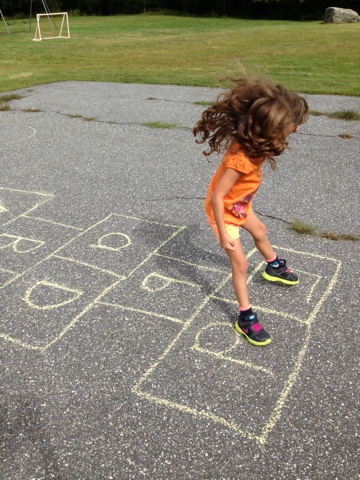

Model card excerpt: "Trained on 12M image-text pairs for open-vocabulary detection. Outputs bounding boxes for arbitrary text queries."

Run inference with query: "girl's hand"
[220,234,235,252]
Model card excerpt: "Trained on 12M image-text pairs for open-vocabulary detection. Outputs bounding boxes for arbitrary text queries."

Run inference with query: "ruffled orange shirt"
[205,141,264,225]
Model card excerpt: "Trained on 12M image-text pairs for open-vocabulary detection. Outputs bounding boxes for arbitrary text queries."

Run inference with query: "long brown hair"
[193,76,309,169]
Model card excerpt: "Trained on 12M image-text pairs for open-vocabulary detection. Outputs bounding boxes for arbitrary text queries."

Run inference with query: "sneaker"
[234,312,272,346]
[262,259,299,285]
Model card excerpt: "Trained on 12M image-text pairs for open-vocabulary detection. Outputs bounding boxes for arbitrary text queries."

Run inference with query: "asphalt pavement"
[1,82,359,479]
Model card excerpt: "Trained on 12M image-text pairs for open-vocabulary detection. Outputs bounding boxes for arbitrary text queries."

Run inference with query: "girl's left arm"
[211,168,241,251]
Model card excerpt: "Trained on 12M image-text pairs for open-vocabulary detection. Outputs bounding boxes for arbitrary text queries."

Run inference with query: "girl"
[193,75,309,346]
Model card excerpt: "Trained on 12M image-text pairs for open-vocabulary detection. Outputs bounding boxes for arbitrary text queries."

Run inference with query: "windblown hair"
[193,76,309,169]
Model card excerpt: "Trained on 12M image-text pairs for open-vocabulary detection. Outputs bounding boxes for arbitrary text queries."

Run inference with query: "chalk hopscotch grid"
[0,187,341,444]
[131,248,341,444]
[0,191,187,350]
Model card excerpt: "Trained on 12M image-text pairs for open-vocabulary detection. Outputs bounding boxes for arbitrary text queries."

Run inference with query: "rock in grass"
[325,7,360,23]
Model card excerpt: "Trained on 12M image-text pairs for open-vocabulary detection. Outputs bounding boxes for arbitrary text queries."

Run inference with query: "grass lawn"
[1,14,360,95]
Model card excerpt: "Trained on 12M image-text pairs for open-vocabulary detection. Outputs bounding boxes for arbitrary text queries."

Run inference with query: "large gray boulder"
[325,7,360,23]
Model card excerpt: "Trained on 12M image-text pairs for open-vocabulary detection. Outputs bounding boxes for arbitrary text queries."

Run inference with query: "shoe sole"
[234,322,272,347]
[262,271,299,285]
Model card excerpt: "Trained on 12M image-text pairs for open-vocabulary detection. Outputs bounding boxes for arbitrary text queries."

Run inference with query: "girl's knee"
[253,221,268,242]
[231,256,248,275]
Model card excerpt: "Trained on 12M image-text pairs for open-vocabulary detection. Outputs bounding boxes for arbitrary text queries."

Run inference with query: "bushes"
[3,0,360,20]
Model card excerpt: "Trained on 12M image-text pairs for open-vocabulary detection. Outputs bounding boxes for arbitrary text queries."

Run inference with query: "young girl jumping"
[193,75,309,347]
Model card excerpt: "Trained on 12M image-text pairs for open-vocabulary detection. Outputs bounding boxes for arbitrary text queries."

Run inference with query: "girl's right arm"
[211,168,241,252]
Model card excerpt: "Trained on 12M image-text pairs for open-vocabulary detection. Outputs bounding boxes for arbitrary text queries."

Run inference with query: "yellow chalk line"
[0,266,16,275]
[132,272,233,390]
[134,388,262,443]
[191,344,274,376]
[0,212,343,443]
[132,248,341,444]
[0,186,53,197]
[0,234,45,253]
[210,295,309,325]
[0,214,115,288]
[23,215,84,231]
[24,280,84,311]
[0,187,54,228]
[134,249,258,393]
[305,276,322,304]
[252,306,309,325]
[191,322,273,376]
[0,273,21,290]
[109,213,183,229]
[273,245,340,264]
[0,214,123,349]
[247,260,265,284]
[0,214,185,350]
[132,249,260,435]
[53,255,125,279]
[0,333,43,351]
[97,302,185,325]
[259,257,342,444]
[40,277,124,352]
[155,253,229,274]
[142,272,202,292]
[125,226,187,279]
[90,232,131,251]
[41,224,188,350]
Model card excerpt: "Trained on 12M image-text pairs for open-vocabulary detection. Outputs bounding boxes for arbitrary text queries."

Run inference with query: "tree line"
[2,0,360,20]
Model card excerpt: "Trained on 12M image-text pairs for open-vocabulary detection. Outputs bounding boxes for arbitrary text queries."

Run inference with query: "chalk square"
[101,255,229,323]
[133,248,341,442]
[58,214,183,278]
[0,216,82,280]
[0,256,120,350]
[0,187,53,226]
[134,299,308,439]
[214,248,341,323]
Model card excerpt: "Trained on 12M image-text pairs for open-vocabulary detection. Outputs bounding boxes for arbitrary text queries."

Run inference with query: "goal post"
[33,12,70,41]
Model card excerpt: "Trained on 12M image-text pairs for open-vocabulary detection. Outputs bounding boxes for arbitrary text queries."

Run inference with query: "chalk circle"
[24,280,84,310]
[193,322,240,354]
[142,272,174,292]
[91,232,131,251]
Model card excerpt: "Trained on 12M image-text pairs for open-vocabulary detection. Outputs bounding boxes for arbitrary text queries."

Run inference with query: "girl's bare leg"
[241,209,275,260]
[225,237,250,308]
[226,235,272,346]
[224,229,272,346]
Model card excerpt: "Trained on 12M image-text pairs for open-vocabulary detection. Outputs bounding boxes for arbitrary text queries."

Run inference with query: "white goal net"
[33,12,70,41]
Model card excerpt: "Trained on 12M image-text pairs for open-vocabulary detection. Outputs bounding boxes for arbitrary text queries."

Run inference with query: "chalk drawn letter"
[0,234,44,253]
[90,232,131,251]
[24,280,84,310]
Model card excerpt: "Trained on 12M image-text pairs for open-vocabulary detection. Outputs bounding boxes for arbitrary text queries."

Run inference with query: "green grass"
[1,15,360,94]
[0,93,23,110]
[0,93,24,101]
[289,219,359,241]
[0,103,11,111]
[289,219,318,236]
[328,110,360,120]
[311,109,360,120]
[143,121,182,128]
[194,101,213,106]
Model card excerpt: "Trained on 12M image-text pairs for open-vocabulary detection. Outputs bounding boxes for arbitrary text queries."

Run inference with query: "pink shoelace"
[242,322,263,334]
[252,322,263,333]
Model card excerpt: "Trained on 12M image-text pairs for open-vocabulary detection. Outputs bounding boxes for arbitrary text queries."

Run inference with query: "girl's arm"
[211,168,241,251]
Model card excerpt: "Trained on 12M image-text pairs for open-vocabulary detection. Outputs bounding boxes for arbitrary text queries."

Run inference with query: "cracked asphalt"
[0,82,359,479]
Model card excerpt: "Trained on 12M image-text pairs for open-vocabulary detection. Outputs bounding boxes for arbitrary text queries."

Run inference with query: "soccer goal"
[33,12,70,41]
